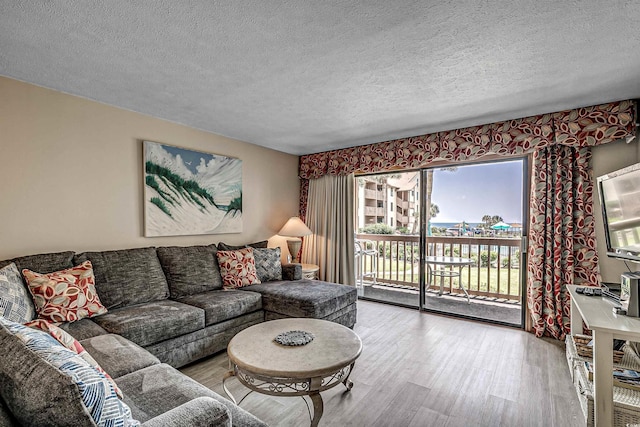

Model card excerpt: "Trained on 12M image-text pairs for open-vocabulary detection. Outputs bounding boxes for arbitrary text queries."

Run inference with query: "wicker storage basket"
[566,335,640,426]
[573,334,624,364]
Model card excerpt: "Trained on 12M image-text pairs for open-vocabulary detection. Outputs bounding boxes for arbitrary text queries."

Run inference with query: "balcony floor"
[359,282,522,326]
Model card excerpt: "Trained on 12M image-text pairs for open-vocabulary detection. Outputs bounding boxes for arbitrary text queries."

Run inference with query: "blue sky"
[431,160,524,223]
[161,144,215,175]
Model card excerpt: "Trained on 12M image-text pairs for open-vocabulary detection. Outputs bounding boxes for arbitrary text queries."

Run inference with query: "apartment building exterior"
[356,172,420,232]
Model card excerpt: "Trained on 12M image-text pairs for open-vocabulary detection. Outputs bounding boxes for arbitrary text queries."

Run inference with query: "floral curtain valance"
[299,100,636,179]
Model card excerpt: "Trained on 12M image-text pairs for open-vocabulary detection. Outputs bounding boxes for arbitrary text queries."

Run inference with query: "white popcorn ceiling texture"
[0,1,639,154]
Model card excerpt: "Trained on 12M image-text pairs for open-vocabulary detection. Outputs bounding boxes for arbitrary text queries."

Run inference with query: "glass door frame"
[417,157,529,328]
[354,156,530,328]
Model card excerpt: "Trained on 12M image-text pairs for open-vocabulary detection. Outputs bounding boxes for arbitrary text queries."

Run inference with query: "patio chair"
[355,239,377,287]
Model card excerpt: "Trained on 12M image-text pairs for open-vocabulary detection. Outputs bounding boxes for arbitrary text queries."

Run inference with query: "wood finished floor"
[180,301,584,427]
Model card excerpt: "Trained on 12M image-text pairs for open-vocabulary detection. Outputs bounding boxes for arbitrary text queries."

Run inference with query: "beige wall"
[0,77,300,260]
[592,138,640,283]
[1,75,635,279]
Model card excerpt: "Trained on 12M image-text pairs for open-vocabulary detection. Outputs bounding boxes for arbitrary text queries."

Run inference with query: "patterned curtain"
[299,101,635,179]
[296,100,635,337]
[528,146,600,339]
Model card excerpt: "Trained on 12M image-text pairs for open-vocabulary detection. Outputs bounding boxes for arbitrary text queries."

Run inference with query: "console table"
[569,285,640,426]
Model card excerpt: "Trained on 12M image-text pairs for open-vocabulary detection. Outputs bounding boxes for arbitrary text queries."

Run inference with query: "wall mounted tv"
[597,162,640,263]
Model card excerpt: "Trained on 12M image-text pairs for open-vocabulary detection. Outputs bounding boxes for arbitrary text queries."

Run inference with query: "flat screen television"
[597,162,640,263]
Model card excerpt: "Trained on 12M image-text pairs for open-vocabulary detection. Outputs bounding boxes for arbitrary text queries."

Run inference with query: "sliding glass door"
[355,171,421,307]
[420,160,526,326]
[355,158,527,327]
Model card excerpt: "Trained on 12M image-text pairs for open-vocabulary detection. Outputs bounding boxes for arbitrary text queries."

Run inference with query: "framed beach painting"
[143,140,242,237]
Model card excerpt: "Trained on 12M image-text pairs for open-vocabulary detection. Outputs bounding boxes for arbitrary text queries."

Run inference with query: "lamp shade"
[278,217,312,237]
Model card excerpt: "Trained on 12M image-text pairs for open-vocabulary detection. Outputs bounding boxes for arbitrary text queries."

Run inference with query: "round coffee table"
[223,318,362,426]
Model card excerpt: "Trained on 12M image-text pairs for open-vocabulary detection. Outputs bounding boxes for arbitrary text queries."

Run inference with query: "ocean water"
[429,222,522,257]
[430,222,481,229]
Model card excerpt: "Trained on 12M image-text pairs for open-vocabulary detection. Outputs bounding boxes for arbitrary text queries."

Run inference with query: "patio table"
[425,256,474,304]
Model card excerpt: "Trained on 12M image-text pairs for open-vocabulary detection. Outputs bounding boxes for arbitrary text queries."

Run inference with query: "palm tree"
[425,167,456,238]
[480,214,504,227]
[430,203,440,219]
[412,202,439,234]
[426,170,434,235]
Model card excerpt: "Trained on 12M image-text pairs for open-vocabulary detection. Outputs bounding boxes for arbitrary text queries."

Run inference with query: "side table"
[301,263,319,280]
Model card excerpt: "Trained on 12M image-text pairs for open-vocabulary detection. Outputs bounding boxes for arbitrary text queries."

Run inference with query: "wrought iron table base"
[223,362,356,427]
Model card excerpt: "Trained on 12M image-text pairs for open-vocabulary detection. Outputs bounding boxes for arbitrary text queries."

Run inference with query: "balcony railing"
[364,189,377,199]
[363,206,386,216]
[355,233,523,302]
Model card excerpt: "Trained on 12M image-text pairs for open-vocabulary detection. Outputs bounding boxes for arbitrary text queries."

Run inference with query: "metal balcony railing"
[355,234,523,302]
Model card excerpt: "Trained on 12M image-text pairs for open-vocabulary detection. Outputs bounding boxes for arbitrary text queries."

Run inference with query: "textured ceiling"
[1,1,639,155]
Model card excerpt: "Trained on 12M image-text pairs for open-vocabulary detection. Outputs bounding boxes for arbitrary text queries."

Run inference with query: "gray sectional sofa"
[0,243,358,426]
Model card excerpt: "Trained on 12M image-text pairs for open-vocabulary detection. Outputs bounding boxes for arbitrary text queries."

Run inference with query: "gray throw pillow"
[0,263,35,323]
[217,240,268,251]
[253,248,282,282]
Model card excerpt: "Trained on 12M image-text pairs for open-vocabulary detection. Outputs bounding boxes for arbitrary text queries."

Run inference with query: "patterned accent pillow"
[253,248,283,282]
[25,318,123,399]
[22,261,108,323]
[0,262,35,323]
[216,247,261,289]
[0,317,139,426]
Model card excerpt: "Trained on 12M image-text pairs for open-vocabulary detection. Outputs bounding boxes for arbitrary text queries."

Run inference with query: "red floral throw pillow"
[25,319,123,399]
[22,261,107,323]
[216,247,261,289]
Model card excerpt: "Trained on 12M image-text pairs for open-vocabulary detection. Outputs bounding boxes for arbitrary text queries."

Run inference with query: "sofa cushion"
[81,334,161,379]
[0,262,35,323]
[216,248,261,289]
[145,312,263,368]
[8,251,75,274]
[282,263,302,281]
[266,302,358,328]
[143,397,231,427]
[217,240,268,251]
[116,363,265,426]
[92,300,205,347]
[25,318,123,399]
[0,397,17,427]
[177,289,262,326]
[22,261,108,323]
[156,244,223,298]
[59,317,109,341]
[253,248,282,282]
[74,247,169,309]
[242,279,358,319]
[0,318,138,426]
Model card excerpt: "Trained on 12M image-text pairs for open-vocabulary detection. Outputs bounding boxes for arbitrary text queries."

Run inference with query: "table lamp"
[278,217,312,263]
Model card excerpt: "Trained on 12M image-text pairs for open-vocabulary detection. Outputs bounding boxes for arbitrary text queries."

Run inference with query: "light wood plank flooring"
[180,300,584,426]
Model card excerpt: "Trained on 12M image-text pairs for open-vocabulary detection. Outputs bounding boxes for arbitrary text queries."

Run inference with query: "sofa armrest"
[282,263,302,281]
[141,397,231,427]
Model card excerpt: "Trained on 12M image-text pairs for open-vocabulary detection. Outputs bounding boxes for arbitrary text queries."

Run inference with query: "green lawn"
[359,257,522,299]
